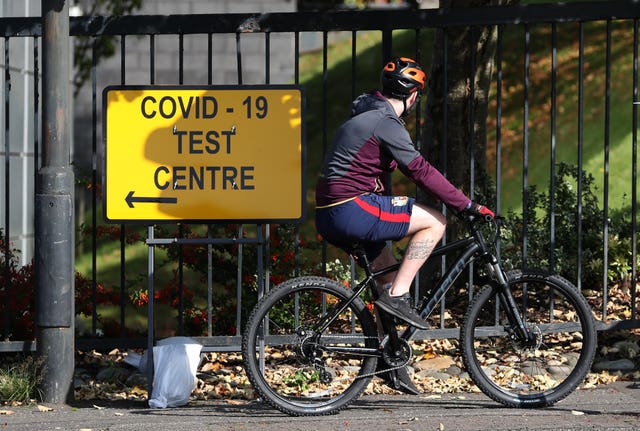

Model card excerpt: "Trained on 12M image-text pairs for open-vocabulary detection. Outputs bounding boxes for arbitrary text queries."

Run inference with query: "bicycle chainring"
[381,338,412,368]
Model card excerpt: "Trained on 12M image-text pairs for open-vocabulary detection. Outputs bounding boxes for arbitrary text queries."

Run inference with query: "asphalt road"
[2,381,640,431]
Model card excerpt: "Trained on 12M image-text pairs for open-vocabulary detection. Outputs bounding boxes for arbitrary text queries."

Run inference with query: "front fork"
[488,261,537,346]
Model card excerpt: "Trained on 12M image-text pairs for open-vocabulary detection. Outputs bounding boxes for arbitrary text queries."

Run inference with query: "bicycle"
[241,212,597,416]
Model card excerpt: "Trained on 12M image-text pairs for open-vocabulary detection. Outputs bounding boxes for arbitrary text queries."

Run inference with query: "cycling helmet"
[380,57,426,99]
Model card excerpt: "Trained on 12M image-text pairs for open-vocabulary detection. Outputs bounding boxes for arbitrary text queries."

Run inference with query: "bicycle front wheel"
[242,276,378,416]
[461,270,597,408]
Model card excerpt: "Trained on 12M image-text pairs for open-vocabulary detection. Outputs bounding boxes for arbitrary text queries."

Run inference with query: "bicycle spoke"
[243,277,378,416]
[462,271,596,407]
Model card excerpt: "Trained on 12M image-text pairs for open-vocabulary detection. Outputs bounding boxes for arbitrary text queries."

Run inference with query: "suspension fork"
[469,217,537,345]
[489,261,536,345]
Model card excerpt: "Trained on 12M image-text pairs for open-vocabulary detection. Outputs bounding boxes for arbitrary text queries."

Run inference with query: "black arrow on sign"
[126,191,178,208]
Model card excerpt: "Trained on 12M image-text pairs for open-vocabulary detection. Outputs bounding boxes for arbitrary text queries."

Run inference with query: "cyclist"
[315,57,494,392]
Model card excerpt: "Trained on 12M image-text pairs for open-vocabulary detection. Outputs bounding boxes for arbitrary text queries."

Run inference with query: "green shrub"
[501,162,636,289]
[150,223,310,336]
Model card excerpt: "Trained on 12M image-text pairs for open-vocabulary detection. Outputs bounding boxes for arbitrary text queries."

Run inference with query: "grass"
[75,204,202,286]
[0,355,43,404]
[488,19,637,211]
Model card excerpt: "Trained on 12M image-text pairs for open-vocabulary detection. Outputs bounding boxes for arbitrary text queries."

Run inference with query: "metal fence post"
[36,0,74,403]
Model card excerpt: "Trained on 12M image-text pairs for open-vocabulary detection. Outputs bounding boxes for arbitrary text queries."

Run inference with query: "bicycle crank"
[380,337,412,369]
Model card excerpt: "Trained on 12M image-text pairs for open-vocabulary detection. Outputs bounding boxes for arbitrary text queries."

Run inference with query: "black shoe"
[375,291,430,330]
[377,365,421,395]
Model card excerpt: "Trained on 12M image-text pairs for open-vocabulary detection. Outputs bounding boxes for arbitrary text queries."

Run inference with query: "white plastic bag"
[147,337,202,408]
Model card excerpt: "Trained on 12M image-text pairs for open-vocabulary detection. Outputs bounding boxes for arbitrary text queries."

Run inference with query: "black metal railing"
[2,1,640,352]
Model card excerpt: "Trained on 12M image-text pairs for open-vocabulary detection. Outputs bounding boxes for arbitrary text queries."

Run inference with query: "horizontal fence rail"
[1,1,639,353]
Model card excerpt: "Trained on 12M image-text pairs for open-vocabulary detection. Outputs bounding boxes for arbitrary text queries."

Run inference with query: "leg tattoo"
[405,238,436,260]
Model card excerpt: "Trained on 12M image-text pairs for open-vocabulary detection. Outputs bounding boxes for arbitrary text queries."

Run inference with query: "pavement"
[2,381,640,431]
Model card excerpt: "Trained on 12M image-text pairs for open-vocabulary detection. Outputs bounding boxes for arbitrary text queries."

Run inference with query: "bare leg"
[368,247,399,336]
[369,246,398,294]
[388,203,446,297]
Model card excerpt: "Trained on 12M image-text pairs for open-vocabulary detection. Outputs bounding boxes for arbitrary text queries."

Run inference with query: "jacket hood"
[350,91,394,118]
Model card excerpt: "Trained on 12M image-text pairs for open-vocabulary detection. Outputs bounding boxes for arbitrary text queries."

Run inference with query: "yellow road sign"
[103,85,305,223]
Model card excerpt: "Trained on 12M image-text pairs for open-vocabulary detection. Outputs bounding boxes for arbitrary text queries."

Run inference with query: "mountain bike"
[241,212,597,416]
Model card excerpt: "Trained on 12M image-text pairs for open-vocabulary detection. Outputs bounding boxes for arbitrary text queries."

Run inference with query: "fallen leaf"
[129,386,148,397]
[571,410,585,416]
[37,405,53,412]
[92,404,105,410]
[114,412,124,416]
[439,423,445,430]
[0,409,15,415]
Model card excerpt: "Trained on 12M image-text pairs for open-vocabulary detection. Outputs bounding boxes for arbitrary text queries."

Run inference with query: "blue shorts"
[315,194,414,261]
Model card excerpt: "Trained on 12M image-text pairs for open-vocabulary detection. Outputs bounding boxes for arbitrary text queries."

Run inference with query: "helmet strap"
[400,92,419,118]
[400,98,408,117]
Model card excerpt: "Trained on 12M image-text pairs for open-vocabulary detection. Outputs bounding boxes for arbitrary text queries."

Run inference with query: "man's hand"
[466,202,495,219]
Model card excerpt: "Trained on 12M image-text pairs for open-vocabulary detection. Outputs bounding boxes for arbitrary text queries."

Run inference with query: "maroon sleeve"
[399,156,471,212]
[375,115,471,211]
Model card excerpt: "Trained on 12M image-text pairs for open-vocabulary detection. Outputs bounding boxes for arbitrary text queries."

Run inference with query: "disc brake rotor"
[511,324,543,353]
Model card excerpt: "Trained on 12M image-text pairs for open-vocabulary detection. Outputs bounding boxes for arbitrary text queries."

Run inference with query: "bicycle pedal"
[377,367,421,395]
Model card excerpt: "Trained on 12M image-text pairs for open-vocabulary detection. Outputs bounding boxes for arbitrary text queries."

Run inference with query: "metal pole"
[36,0,74,404]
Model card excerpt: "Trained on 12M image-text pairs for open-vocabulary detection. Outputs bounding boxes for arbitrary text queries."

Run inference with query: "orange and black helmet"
[380,57,426,98]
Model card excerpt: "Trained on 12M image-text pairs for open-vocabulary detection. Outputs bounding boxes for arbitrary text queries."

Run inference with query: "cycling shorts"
[315,194,414,261]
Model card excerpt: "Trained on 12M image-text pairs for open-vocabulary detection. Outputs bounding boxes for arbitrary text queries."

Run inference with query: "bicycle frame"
[313,216,534,356]
[399,236,480,340]
[311,235,482,358]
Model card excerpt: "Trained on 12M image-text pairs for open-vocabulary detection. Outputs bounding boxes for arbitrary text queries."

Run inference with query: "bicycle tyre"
[242,276,378,416]
[460,270,597,408]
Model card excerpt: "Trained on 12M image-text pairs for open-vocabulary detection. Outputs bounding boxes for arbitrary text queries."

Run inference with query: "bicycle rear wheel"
[242,276,378,416]
[461,270,596,408]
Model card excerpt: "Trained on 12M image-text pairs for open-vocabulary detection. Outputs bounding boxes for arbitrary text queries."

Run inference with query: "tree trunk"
[425,0,515,199]
[417,0,515,293]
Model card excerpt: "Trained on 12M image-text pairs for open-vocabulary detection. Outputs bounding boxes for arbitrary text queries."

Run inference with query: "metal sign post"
[36,0,75,403]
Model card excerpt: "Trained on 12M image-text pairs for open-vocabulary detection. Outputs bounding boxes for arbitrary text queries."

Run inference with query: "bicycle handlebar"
[456,210,505,249]
[457,209,497,225]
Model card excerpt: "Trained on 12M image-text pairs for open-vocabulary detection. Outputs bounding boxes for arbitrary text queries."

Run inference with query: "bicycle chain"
[359,338,412,380]
[356,361,408,380]
[301,333,411,380]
